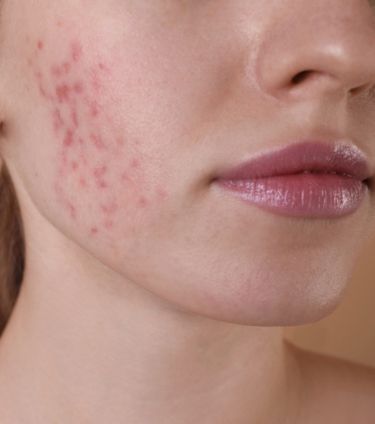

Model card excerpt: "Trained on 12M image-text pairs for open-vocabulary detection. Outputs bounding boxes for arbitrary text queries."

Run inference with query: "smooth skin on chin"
[0,0,374,423]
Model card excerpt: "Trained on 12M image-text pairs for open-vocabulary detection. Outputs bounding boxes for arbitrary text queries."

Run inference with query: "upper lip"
[215,140,373,184]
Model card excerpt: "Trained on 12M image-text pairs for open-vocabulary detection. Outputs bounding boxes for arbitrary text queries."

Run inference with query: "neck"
[0,232,302,423]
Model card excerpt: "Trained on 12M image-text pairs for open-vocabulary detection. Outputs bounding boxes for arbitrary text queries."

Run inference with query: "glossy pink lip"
[213,141,373,218]
[216,141,372,181]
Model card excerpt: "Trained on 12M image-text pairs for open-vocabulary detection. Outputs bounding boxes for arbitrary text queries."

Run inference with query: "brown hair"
[0,162,25,335]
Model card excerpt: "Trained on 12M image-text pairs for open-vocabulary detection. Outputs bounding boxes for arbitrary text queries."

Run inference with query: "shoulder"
[286,341,375,423]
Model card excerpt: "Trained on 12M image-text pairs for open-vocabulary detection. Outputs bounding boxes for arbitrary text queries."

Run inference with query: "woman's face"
[1,0,375,325]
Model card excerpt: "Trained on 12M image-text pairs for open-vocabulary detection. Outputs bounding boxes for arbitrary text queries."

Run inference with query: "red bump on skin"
[90,227,99,235]
[88,100,99,117]
[52,108,64,132]
[138,197,148,208]
[70,109,79,128]
[104,220,114,229]
[62,62,71,74]
[79,177,88,187]
[73,81,84,94]
[63,129,74,147]
[37,40,44,50]
[93,165,107,178]
[89,133,105,149]
[100,201,118,215]
[71,40,83,62]
[56,84,71,103]
[130,158,140,169]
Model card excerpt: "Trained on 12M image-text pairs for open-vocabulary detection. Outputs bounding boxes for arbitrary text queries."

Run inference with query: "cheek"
[26,31,168,238]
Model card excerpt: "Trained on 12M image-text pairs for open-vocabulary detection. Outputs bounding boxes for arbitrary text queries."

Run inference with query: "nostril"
[291,70,314,85]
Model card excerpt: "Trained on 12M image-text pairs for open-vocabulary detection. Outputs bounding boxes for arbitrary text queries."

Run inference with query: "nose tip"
[254,4,375,100]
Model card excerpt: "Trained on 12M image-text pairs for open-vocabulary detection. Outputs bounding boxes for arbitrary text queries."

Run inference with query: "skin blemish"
[138,197,148,208]
[73,81,84,94]
[93,165,107,178]
[70,109,79,128]
[100,200,119,215]
[56,83,71,103]
[89,133,106,149]
[71,161,78,171]
[52,108,64,132]
[37,40,44,50]
[71,40,83,62]
[90,227,99,236]
[63,129,74,147]
[157,188,168,200]
[79,177,88,188]
[103,220,114,230]
[130,158,140,169]
[88,100,99,118]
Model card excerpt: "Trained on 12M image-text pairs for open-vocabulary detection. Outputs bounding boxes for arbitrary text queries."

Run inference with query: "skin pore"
[0,0,374,422]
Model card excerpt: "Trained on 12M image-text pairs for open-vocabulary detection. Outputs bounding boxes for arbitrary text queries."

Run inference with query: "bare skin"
[0,0,375,422]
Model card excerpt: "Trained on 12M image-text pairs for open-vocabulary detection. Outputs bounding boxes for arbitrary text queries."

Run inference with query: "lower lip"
[214,173,368,218]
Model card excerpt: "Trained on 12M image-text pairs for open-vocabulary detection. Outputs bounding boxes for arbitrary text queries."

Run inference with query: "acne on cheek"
[27,33,168,237]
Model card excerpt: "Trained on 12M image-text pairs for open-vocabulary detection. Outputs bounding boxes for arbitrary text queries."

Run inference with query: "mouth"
[213,140,373,218]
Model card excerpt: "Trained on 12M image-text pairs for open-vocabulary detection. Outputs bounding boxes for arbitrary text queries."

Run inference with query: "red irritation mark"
[78,137,85,145]
[68,202,77,219]
[120,171,133,183]
[71,40,83,62]
[52,108,64,132]
[116,137,124,147]
[130,158,140,169]
[93,165,107,179]
[62,62,71,74]
[73,81,84,94]
[90,227,99,236]
[56,84,71,103]
[98,62,111,73]
[104,220,114,229]
[138,197,148,208]
[89,100,99,117]
[63,129,74,147]
[37,40,44,50]
[157,188,168,200]
[71,161,78,171]
[70,109,79,128]
[51,65,63,78]
[89,133,105,149]
[79,177,88,188]
[100,201,118,215]
[97,180,109,190]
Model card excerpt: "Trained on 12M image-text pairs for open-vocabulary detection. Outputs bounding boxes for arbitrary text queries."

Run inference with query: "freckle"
[71,40,83,62]
[37,40,44,50]
[138,197,148,208]
[63,129,74,147]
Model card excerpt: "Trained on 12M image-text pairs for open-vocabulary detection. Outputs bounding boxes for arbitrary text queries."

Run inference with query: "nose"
[254,1,375,100]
